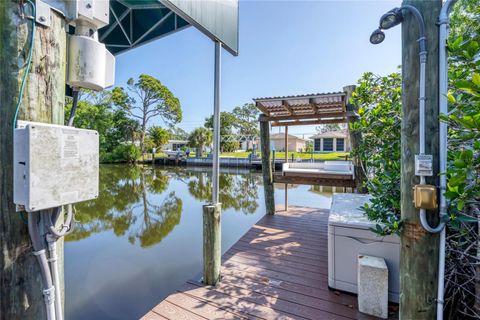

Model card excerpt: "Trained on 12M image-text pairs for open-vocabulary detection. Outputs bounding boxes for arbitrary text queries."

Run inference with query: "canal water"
[65,165,342,319]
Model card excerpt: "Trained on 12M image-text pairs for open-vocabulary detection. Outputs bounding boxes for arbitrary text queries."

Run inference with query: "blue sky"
[114,0,402,136]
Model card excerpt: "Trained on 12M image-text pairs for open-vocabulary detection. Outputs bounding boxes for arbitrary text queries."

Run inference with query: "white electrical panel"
[14,121,99,212]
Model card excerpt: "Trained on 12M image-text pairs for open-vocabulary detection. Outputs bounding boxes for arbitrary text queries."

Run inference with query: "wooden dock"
[142,206,398,320]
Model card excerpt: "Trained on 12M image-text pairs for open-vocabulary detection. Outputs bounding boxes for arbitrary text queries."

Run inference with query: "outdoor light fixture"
[369,5,426,54]
[369,29,385,44]
[379,8,403,30]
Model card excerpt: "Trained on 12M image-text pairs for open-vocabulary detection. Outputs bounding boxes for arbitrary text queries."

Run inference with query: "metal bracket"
[35,0,80,27]
[35,0,52,27]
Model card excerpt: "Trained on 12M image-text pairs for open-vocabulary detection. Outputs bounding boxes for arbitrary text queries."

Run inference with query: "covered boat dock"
[254,87,362,213]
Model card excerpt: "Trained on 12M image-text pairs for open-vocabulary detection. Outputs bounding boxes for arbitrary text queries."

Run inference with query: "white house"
[269,133,307,152]
[162,139,188,151]
[311,130,350,152]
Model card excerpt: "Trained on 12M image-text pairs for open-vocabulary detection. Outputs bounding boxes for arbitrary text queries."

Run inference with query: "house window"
[336,138,345,151]
[314,139,321,151]
[323,138,333,151]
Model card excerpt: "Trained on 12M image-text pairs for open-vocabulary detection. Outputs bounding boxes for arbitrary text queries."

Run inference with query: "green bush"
[441,1,480,317]
[350,71,403,236]
[105,144,140,163]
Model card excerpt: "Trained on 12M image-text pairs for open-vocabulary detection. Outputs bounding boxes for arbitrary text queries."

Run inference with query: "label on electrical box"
[415,154,433,176]
[62,132,79,158]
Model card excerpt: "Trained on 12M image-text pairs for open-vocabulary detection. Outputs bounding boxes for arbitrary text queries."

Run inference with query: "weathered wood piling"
[203,203,222,285]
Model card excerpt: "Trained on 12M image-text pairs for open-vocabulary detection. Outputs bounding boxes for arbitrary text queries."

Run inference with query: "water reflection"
[65,165,340,320]
[186,167,259,214]
[68,165,260,247]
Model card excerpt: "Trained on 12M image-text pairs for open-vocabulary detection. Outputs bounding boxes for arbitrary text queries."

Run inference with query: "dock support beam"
[203,203,221,285]
[400,1,441,319]
[259,114,275,214]
[0,3,67,318]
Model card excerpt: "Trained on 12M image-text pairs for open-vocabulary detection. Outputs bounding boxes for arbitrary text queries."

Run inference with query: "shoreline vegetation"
[117,151,349,164]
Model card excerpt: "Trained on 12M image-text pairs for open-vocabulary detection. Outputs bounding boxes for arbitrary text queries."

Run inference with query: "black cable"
[67,90,80,126]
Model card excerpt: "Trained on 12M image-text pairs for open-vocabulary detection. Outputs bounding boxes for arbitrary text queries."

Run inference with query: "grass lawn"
[220,151,349,161]
[141,151,349,161]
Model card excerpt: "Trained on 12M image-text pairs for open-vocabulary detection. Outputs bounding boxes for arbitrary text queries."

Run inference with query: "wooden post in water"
[259,114,275,214]
[203,203,221,285]
[0,2,67,318]
[344,85,367,193]
[400,1,441,318]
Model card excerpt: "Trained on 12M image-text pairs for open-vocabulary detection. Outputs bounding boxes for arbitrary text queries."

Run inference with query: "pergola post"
[259,114,275,215]
[284,126,288,211]
[343,85,366,193]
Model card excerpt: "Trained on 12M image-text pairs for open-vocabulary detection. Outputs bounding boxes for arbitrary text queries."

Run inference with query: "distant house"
[163,139,188,151]
[311,130,350,152]
[269,133,307,152]
[240,138,260,151]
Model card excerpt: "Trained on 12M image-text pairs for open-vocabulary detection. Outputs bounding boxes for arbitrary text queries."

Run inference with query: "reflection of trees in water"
[67,165,261,244]
[67,165,182,248]
[186,170,260,214]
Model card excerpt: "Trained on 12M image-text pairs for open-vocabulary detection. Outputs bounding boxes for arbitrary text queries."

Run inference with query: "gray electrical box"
[14,121,99,212]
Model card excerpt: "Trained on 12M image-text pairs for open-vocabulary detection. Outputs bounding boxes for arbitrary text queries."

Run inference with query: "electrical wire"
[12,0,36,131]
[67,90,80,126]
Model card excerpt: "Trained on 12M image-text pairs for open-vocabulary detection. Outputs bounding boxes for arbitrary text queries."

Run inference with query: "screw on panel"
[39,16,46,22]
[86,3,92,9]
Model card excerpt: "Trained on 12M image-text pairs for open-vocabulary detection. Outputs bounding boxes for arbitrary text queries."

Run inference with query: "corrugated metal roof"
[254,91,348,125]
[253,92,344,102]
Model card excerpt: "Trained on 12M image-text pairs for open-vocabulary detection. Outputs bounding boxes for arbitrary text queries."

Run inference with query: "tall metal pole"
[203,40,222,286]
[212,41,221,204]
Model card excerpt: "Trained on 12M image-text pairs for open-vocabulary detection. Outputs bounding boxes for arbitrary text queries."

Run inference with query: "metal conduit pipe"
[42,208,73,320]
[46,234,62,320]
[436,1,457,318]
[28,213,56,320]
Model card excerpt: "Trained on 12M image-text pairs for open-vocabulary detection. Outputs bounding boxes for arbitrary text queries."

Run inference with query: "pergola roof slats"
[255,91,353,126]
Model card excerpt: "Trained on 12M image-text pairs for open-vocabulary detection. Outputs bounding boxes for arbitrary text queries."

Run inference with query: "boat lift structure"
[255,86,363,214]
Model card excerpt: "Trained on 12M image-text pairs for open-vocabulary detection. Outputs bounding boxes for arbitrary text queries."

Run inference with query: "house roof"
[270,133,306,142]
[311,130,348,139]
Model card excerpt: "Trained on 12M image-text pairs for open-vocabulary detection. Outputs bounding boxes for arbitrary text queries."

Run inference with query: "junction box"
[14,121,99,212]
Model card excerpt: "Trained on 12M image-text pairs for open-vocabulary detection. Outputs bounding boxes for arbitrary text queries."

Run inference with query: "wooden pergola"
[255,86,363,214]
[255,91,357,127]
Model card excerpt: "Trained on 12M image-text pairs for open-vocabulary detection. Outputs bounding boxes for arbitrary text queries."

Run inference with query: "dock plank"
[152,300,206,320]
[143,206,398,319]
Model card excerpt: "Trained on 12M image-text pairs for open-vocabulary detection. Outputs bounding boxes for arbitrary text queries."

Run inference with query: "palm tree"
[188,127,212,158]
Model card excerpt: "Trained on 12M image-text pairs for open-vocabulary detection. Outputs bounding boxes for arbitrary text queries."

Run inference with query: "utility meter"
[14,121,99,212]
